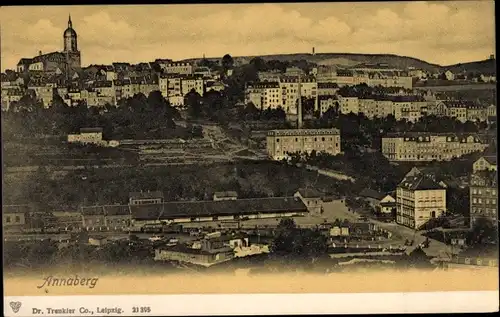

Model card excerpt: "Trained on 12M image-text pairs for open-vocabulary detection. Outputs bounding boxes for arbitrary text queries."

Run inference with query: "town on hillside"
[2,13,498,277]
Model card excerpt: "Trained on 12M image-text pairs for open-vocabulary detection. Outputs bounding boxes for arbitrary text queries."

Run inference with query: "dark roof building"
[130,197,307,220]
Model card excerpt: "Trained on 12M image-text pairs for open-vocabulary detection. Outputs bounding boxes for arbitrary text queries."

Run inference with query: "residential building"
[317,82,339,96]
[392,100,428,122]
[473,156,497,173]
[266,128,341,161]
[258,70,282,82]
[380,194,397,214]
[129,191,164,205]
[213,191,238,201]
[338,95,359,114]
[467,105,488,122]
[205,81,225,93]
[469,171,498,226]
[443,100,471,123]
[244,82,281,110]
[163,62,193,75]
[381,132,488,162]
[319,95,337,115]
[444,70,455,81]
[181,76,205,96]
[279,76,317,114]
[285,67,305,76]
[396,167,447,229]
[27,83,54,108]
[194,67,211,77]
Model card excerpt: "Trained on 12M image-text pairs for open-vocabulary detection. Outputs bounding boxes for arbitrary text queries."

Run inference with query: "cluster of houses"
[1,60,227,111]
[245,75,496,122]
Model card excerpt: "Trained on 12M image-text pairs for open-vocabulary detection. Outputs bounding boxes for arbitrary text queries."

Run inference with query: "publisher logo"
[9,301,22,313]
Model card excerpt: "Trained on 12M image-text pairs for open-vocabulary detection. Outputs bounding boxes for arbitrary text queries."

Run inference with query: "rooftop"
[130,197,307,220]
[398,169,444,191]
[358,188,385,200]
[267,128,340,137]
[296,188,323,198]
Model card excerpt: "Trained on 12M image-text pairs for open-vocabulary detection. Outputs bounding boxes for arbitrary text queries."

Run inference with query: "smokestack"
[297,75,302,129]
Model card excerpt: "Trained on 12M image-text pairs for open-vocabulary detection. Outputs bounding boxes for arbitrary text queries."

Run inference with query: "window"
[15,216,20,223]
[6,216,11,223]
[276,138,280,143]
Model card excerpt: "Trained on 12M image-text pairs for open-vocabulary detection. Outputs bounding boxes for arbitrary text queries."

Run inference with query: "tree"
[249,57,266,71]
[185,89,203,119]
[467,218,498,245]
[271,218,328,260]
[221,54,234,70]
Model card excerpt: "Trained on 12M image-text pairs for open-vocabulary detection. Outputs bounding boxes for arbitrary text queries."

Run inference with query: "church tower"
[64,15,78,52]
[63,14,81,81]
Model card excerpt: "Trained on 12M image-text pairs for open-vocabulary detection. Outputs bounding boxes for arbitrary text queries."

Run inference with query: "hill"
[183,53,495,74]
[442,58,496,75]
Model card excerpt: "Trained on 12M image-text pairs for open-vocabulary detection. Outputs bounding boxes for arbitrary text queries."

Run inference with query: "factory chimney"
[297,74,303,129]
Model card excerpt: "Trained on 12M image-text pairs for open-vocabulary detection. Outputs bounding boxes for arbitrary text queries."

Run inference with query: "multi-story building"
[285,67,305,76]
[473,156,497,173]
[181,76,205,96]
[381,132,488,162]
[258,70,282,82]
[337,95,359,114]
[469,171,498,226]
[279,76,317,114]
[358,98,377,118]
[319,95,337,115]
[27,83,54,108]
[443,100,469,123]
[396,167,447,229]
[373,99,395,118]
[467,105,488,122]
[244,82,281,110]
[392,100,428,122]
[163,62,193,75]
[317,82,339,96]
[93,80,115,99]
[266,128,341,161]
[138,76,159,96]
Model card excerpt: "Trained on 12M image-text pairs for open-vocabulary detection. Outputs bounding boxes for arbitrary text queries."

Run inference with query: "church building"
[16,15,81,76]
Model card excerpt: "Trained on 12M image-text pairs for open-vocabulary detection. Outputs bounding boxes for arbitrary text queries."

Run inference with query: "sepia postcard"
[1,1,499,316]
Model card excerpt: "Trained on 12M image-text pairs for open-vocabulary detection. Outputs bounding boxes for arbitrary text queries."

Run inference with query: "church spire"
[68,14,72,28]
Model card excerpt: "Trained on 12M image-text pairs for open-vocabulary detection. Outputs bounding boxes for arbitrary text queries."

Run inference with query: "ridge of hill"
[183,53,496,74]
[442,58,496,75]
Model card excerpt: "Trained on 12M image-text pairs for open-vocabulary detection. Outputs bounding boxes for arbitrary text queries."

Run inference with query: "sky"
[0,1,495,71]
